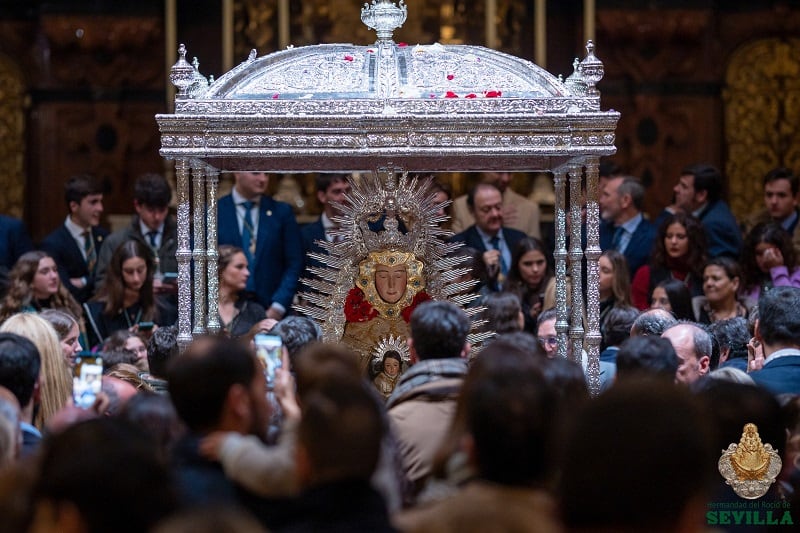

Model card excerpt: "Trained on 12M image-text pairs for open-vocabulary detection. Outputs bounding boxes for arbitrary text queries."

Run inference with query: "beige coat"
[452,188,541,238]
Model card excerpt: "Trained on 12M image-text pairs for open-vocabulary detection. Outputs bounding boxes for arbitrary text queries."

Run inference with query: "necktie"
[146,231,158,249]
[490,235,508,276]
[611,226,624,251]
[83,231,96,273]
[241,201,256,264]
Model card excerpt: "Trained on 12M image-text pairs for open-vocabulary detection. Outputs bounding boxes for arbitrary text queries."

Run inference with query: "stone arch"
[724,38,800,220]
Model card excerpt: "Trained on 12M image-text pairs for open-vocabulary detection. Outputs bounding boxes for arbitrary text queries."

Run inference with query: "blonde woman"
[0,313,72,429]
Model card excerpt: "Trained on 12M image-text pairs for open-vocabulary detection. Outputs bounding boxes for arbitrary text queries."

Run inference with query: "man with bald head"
[451,172,541,237]
[662,323,712,384]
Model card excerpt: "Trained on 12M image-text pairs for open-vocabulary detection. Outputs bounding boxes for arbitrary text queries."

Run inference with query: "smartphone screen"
[254,334,283,388]
[73,354,103,409]
[137,321,155,332]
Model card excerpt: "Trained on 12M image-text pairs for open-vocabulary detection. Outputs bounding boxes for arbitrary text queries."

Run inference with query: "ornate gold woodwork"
[724,38,800,221]
[0,54,26,218]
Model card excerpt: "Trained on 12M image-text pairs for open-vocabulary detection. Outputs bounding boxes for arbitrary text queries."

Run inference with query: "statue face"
[374,264,407,304]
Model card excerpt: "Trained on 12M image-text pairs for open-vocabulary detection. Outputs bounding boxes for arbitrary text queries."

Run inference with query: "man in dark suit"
[450,182,526,291]
[0,332,41,457]
[0,215,33,294]
[301,173,351,275]
[599,176,655,278]
[750,286,800,395]
[218,172,303,319]
[41,174,109,303]
[672,163,742,259]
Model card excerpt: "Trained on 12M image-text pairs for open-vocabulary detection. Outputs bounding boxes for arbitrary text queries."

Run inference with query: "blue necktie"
[241,201,255,262]
[490,235,508,276]
[611,226,624,251]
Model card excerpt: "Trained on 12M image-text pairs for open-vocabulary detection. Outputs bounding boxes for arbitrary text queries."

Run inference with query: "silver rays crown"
[294,167,492,349]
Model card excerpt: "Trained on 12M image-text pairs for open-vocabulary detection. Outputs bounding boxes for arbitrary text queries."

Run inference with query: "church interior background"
[1,0,799,239]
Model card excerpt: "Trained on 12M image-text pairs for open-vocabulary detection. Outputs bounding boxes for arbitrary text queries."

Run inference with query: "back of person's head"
[763,166,799,195]
[490,331,544,359]
[0,332,40,407]
[560,381,715,532]
[102,348,138,371]
[133,173,172,208]
[0,392,20,466]
[119,393,184,460]
[269,316,322,367]
[147,325,179,379]
[601,305,639,348]
[616,335,679,382]
[64,173,103,208]
[758,286,800,347]
[630,308,678,337]
[166,336,257,433]
[463,350,557,486]
[708,317,749,363]
[410,300,470,360]
[298,379,384,485]
[683,163,723,204]
[293,343,361,401]
[32,418,178,533]
[482,292,522,334]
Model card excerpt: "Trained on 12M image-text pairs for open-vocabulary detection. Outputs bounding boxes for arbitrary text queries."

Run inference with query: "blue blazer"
[0,215,33,270]
[698,200,743,259]
[41,223,109,303]
[750,354,800,395]
[301,217,327,275]
[599,217,656,278]
[218,194,303,310]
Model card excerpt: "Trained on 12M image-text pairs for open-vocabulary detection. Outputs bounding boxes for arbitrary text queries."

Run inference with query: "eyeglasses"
[537,336,558,348]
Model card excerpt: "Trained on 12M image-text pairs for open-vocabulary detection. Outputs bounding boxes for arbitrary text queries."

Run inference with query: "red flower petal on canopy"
[446,74,454,80]
[445,91,458,98]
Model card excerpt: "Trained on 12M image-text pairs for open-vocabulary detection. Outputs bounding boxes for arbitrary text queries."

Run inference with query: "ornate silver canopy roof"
[158,0,616,172]
[156,0,619,395]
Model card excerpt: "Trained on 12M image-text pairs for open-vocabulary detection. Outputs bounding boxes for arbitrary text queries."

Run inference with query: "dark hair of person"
[166,336,257,432]
[466,182,501,209]
[763,166,799,196]
[64,173,103,208]
[147,325,178,379]
[101,348,139,371]
[504,237,553,303]
[103,329,141,353]
[490,331,544,359]
[95,239,155,319]
[601,305,640,348]
[560,381,715,531]
[381,350,402,369]
[616,335,679,382]
[32,418,178,533]
[708,317,749,362]
[464,349,558,486]
[270,316,322,367]
[598,159,623,178]
[299,379,385,483]
[409,300,470,360]
[536,307,558,330]
[742,222,797,290]
[119,392,185,460]
[630,308,678,337]
[682,163,723,204]
[218,244,244,276]
[0,251,82,323]
[481,291,522,334]
[293,343,361,401]
[704,256,743,289]
[651,212,707,280]
[133,173,172,208]
[654,278,694,320]
[0,332,41,407]
[758,286,800,347]
[314,173,349,194]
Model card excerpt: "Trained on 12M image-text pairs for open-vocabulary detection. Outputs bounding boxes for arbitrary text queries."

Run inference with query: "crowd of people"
[0,162,800,530]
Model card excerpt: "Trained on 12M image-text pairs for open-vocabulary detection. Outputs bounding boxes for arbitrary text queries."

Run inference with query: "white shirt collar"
[64,215,89,240]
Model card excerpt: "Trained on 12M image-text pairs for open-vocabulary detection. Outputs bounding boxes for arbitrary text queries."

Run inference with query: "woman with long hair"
[84,239,176,349]
[217,245,269,338]
[631,213,707,310]
[650,278,695,320]
[740,222,800,308]
[0,313,72,430]
[697,256,748,324]
[0,251,82,324]
[599,250,632,323]
[504,237,554,334]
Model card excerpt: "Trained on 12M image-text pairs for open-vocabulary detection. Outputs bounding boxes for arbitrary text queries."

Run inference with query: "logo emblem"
[718,423,782,499]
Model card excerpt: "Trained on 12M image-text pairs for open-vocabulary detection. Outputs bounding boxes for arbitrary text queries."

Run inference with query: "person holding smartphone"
[83,240,176,349]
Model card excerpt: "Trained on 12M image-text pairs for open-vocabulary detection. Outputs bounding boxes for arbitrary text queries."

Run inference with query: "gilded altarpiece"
[724,38,800,221]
